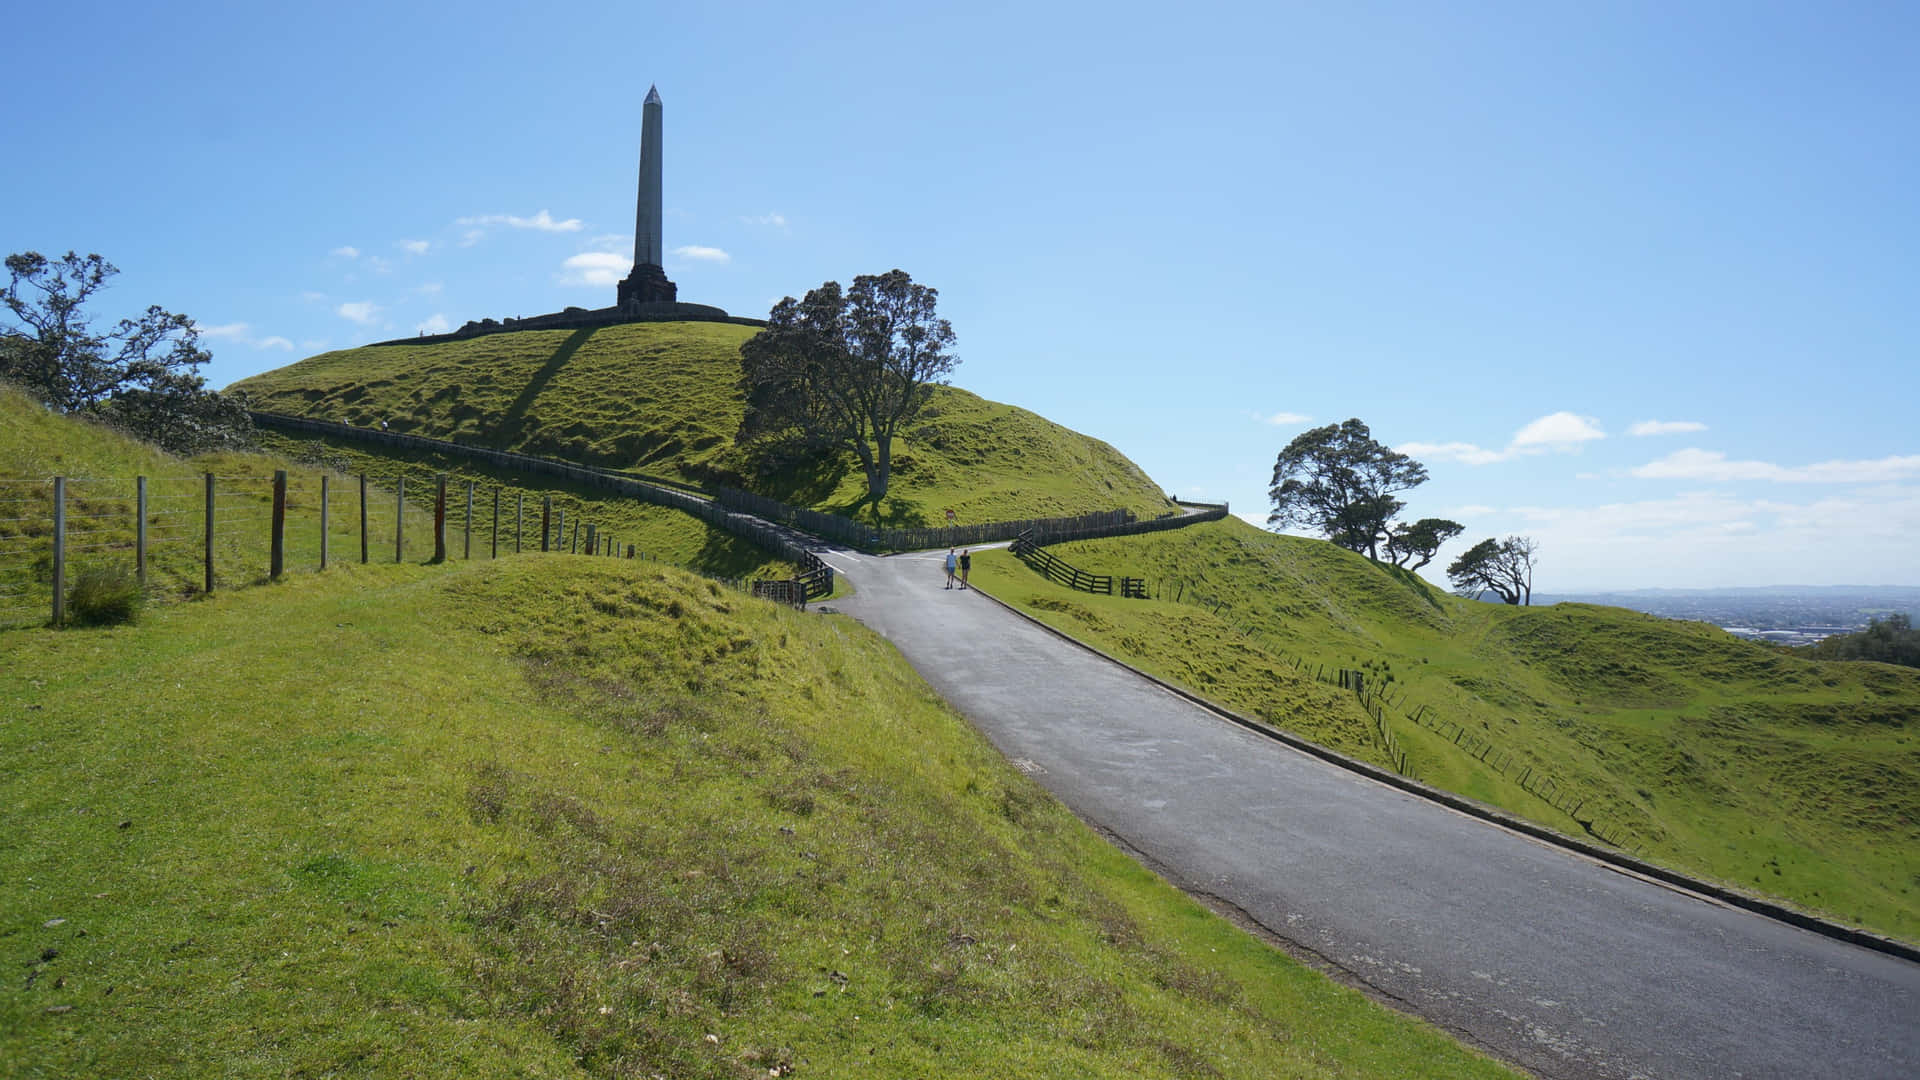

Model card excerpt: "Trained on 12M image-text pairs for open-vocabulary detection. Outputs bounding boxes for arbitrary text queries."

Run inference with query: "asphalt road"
[823,546,1920,1080]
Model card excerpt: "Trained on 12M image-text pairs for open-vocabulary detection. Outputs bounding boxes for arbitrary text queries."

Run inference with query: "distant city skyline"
[6,2,1915,590]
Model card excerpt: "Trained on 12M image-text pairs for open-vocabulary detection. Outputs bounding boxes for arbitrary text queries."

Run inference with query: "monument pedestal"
[617,263,677,308]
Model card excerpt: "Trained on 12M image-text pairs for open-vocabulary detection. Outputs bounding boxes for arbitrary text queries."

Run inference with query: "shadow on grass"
[494,326,597,447]
[1376,560,1449,612]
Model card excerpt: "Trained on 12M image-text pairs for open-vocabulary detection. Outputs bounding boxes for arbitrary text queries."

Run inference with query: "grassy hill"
[229,322,1175,526]
[0,383,791,630]
[973,518,1920,942]
[0,403,1519,1077]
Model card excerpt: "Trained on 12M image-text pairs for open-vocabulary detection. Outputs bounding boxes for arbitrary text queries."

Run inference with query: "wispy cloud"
[457,210,583,232]
[336,301,381,325]
[299,290,327,303]
[1402,410,1605,466]
[199,322,293,350]
[399,239,430,255]
[584,233,627,254]
[672,245,731,263]
[1631,448,1920,485]
[330,245,360,259]
[1511,411,1605,447]
[559,252,629,287]
[416,313,452,334]
[459,229,484,247]
[1256,410,1311,426]
[1628,419,1709,437]
[740,212,788,228]
[414,282,443,296]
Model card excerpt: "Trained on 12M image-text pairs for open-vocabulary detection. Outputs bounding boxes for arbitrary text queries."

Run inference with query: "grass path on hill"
[0,557,1515,1078]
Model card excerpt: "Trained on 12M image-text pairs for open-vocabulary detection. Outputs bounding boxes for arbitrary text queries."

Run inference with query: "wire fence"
[0,470,764,630]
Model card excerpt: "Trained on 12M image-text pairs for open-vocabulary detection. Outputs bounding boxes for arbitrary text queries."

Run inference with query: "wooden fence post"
[585,523,596,557]
[464,480,474,559]
[395,475,405,563]
[359,474,369,564]
[433,475,448,563]
[135,475,148,588]
[320,474,330,570]
[542,497,552,552]
[491,487,500,559]
[204,472,215,594]
[51,476,65,628]
[570,520,579,554]
[270,469,287,580]
[516,492,523,553]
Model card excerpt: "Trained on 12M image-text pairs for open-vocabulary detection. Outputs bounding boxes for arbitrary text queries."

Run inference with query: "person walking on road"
[944,547,958,589]
[959,549,971,589]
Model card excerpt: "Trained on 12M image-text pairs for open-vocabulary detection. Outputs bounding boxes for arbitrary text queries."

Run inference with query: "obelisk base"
[617,263,678,308]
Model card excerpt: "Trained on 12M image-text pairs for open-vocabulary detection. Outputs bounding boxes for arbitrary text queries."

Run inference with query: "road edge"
[965,581,1920,967]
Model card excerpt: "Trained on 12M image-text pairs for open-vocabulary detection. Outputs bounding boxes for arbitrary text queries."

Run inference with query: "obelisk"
[617,84,677,308]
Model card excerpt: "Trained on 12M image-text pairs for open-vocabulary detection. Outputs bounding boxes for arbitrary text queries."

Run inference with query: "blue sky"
[7,1,1915,590]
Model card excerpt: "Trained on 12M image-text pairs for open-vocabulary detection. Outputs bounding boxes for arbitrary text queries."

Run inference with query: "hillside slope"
[973,517,1920,942]
[0,553,1515,1078]
[229,322,1175,524]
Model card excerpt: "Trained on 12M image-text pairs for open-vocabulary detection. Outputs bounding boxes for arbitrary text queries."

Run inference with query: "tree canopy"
[1383,517,1464,571]
[1267,419,1428,560]
[1447,535,1540,605]
[1800,613,1920,668]
[2,251,251,453]
[737,269,957,502]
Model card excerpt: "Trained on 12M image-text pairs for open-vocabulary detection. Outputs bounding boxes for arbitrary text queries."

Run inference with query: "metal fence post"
[51,476,66,627]
[135,475,148,588]
[270,469,287,580]
[320,474,330,571]
[204,472,215,594]
[433,475,448,563]
[395,475,404,563]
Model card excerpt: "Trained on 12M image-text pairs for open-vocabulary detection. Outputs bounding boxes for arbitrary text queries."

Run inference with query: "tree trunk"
[868,435,892,500]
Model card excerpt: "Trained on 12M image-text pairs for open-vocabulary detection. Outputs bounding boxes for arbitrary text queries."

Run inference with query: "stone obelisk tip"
[645,84,661,106]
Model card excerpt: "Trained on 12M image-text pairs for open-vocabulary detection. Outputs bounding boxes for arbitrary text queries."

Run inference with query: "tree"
[1267,419,1429,559]
[1384,517,1464,571]
[2,251,251,452]
[1447,535,1540,605]
[1802,613,1920,668]
[737,269,957,502]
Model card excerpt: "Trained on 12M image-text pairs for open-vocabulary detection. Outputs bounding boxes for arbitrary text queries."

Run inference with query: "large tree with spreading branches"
[2,251,251,452]
[1447,535,1541,605]
[737,269,957,502]
[1267,418,1429,560]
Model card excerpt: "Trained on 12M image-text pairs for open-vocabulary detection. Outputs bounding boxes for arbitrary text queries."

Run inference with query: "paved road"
[824,547,1919,1080]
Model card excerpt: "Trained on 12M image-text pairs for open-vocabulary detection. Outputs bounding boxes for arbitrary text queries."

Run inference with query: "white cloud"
[459,229,484,247]
[560,252,629,287]
[299,290,327,303]
[330,246,360,259]
[672,245,731,263]
[1511,411,1605,447]
[199,322,292,350]
[1398,440,1511,466]
[457,210,583,232]
[367,255,394,274]
[1257,410,1311,426]
[336,301,381,325]
[1628,419,1708,437]
[414,281,443,296]
[416,314,452,334]
[400,239,430,255]
[585,233,627,254]
[1631,448,1920,485]
[1403,410,1605,467]
[741,212,788,228]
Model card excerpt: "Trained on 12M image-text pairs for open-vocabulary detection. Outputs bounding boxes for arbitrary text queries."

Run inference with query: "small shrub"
[66,563,142,626]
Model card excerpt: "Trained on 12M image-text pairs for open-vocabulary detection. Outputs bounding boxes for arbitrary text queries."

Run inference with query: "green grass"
[0,383,791,628]
[973,518,1920,942]
[228,322,1175,525]
[0,555,1517,1078]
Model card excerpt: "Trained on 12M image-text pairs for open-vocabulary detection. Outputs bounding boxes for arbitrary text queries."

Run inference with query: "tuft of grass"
[64,561,143,626]
[0,555,1516,1078]
[227,323,1175,525]
[974,517,1920,942]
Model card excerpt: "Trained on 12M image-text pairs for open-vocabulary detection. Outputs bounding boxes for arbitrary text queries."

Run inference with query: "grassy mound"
[0,556,1515,1078]
[973,517,1920,941]
[228,323,1174,524]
